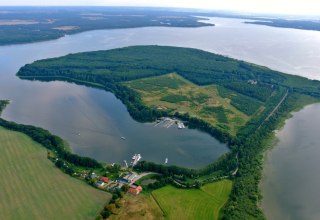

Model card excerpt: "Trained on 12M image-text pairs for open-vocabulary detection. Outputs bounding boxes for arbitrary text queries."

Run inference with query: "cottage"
[91,172,98,179]
[128,186,143,195]
[100,177,109,183]
[117,177,129,184]
[95,181,106,188]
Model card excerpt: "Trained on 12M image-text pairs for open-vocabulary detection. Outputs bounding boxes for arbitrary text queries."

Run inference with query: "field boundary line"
[151,192,167,217]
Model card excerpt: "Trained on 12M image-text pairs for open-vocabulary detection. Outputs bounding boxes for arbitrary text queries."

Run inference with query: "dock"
[154,117,186,129]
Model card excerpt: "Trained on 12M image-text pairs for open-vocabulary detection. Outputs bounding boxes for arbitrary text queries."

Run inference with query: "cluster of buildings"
[90,171,143,195]
[95,176,110,188]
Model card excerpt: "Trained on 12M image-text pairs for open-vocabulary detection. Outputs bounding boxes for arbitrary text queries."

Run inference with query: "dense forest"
[245,19,320,31]
[18,45,320,94]
[16,46,320,219]
[0,7,213,45]
[18,45,320,135]
[1,7,318,46]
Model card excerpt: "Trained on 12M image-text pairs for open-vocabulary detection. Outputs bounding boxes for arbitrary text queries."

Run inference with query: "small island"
[8,45,320,219]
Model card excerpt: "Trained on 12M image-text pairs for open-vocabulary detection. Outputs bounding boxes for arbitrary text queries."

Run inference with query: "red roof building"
[100,177,109,183]
[128,186,143,195]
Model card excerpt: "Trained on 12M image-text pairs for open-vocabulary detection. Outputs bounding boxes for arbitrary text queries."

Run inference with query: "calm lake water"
[1,16,320,216]
[262,104,320,220]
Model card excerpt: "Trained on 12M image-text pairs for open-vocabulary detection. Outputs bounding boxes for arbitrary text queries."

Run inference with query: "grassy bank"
[0,126,111,220]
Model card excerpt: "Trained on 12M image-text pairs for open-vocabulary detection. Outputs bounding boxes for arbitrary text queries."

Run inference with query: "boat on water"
[121,136,126,140]
[165,158,168,164]
[177,122,185,129]
[131,153,142,166]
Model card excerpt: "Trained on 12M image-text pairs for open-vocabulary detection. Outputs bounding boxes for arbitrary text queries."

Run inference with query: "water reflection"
[262,104,320,220]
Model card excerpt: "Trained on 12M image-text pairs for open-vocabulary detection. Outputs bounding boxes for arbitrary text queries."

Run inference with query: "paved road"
[258,89,289,129]
[130,172,158,185]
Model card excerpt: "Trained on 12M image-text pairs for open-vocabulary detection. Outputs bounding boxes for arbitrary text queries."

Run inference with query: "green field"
[125,73,249,135]
[152,180,232,220]
[0,126,111,220]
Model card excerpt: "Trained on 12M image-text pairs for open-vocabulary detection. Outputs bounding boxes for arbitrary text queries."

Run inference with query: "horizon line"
[0,5,318,17]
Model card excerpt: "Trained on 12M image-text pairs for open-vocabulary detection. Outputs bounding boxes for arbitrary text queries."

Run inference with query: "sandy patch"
[81,13,105,16]
[82,16,106,20]
[44,19,56,24]
[104,14,145,17]
[52,26,79,31]
[0,19,39,25]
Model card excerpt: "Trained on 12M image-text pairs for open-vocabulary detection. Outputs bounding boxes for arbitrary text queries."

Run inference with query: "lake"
[262,104,320,220]
[1,16,320,216]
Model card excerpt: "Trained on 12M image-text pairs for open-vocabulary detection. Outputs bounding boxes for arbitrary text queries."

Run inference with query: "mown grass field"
[125,73,249,135]
[152,179,232,220]
[0,126,111,220]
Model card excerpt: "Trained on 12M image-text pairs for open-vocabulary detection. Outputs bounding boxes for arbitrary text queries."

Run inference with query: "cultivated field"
[125,73,249,135]
[152,180,232,220]
[0,126,111,220]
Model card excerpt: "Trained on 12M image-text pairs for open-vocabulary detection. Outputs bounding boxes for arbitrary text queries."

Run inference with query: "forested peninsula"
[16,46,320,219]
[0,7,213,46]
[244,19,320,32]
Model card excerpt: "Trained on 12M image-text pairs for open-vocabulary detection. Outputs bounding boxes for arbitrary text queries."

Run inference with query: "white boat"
[165,158,168,164]
[177,122,185,129]
[121,136,126,140]
[131,153,142,166]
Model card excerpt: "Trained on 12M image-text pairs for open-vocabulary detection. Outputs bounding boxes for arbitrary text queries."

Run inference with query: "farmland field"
[125,73,250,135]
[0,126,111,220]
[152,179,232,220]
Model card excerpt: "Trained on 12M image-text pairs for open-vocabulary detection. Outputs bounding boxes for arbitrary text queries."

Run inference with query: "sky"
[0,0,319,15]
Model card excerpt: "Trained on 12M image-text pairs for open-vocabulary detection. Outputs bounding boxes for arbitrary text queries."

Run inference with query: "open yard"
[125,73,250,135]
[0,126,111,220]
[152,180,232,220]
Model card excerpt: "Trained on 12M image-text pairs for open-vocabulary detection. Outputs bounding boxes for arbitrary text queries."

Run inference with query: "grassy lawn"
[0,126,111,220]
[135,174,160,186]
[152,180,232,220]
[125,73,249,135]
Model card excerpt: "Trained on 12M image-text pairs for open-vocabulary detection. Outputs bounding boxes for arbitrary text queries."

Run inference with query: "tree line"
[0,118,101,168]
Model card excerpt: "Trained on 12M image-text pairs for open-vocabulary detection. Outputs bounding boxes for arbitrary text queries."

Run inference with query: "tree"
[121,184,130,192]
[101,210,110,219]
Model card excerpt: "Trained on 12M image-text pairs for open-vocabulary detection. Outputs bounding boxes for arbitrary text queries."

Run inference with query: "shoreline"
[259,102,319,218]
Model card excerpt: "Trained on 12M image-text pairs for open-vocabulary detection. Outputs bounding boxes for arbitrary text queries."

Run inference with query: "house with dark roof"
[117,177,129,184]
[95,181,106,188]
